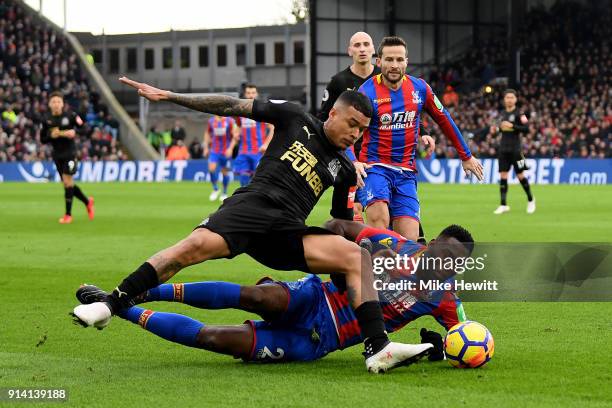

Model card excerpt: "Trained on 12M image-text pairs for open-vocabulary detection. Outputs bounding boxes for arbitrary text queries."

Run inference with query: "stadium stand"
[423,1,610,160]
[2,0,608,163]
[0,0,126,162]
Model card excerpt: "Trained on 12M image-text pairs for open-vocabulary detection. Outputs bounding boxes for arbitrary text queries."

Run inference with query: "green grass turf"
[1,182,611,407]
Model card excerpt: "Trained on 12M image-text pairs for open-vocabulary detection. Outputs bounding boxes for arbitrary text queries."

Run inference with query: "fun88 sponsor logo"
[379,110,417,130]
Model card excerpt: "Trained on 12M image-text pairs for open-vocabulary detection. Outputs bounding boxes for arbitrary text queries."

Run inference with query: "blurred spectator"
[419,1,610,160]
[147,120,204,160]
[160,128,172,153]
[166,139,189,160]
[104,113,119,140]
[89,127,110,159]
[148,122,205,159]
[442,85,459,108]
[189,140,204,159]
[147,124,163,152]
[170,120,186,145]
[2,104,18,124]
[0,0,125,162]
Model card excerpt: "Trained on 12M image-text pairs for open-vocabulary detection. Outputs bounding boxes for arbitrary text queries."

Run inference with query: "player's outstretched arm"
[119,76,254,118]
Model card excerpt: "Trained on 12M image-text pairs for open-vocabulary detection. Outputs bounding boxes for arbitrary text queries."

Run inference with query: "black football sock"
[73,184,89,205]
[355,301,389,356]
[106,262,160,314]
[499,179,508,206]
[64,186,74,215]
[417,223,426,244]
[519,177,533,202]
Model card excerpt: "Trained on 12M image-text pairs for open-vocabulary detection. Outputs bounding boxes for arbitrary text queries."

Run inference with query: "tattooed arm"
[119,76,254,118]
[168,93,253,117]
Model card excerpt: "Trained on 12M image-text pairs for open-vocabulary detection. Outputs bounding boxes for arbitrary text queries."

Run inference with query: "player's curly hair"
[439,224,474,255]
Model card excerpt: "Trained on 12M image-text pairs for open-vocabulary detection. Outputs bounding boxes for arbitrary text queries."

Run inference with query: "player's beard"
[382,71,403,84]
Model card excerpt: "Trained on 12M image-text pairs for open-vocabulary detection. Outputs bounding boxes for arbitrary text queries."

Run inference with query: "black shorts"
[498,150,528,173]
[54,157,79,176]
[196,191,334,272]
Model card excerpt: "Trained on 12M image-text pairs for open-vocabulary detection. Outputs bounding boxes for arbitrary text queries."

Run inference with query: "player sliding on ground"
[72,77,431,373]
[74,221,473,363]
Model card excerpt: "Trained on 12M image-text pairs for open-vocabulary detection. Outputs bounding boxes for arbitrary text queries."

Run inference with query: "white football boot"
[71,302,112,330]
[527,198,536,214]
[219,193,228,202]
[365,342,433,373]
[209,190,221,201]
[493,205,510,215]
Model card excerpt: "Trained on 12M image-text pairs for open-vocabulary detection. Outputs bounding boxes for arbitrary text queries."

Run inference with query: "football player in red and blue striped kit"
[75,219,472,364]
[234,84,274,187]
[347,36,483,241]
[204,115,239,201]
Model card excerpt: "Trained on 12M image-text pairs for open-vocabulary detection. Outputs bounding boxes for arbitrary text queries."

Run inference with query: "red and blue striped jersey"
[322,226,464,349]
[239,118,268,154]
[208,116,236,154]
[356,74,471,169]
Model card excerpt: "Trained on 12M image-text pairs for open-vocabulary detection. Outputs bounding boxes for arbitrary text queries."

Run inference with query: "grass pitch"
[1,182,611,407]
